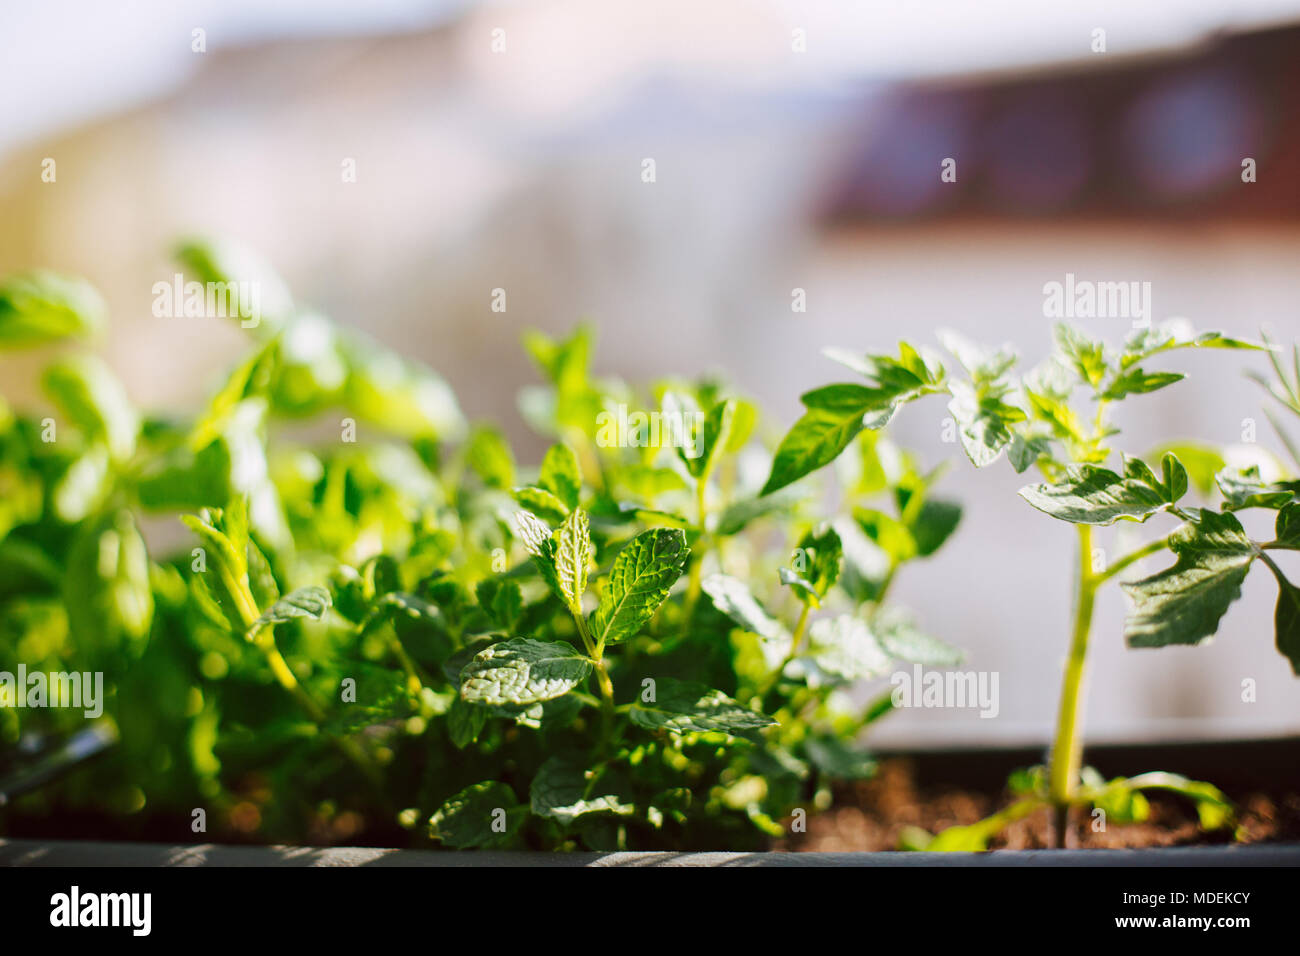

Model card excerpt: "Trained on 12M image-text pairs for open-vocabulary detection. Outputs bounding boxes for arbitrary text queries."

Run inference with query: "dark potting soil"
[778,757,1300,851]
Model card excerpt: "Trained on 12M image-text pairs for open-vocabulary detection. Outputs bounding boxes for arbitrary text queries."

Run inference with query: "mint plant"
[763,322,1298,848]
[0,244,963,850]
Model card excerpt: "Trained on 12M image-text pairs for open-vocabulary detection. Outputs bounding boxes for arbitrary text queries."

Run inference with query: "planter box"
[2,838,1299,867]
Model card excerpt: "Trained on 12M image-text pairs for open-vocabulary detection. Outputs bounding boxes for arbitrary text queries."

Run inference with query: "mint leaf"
[539,442,581,510]
[629,677,775,738]
[589,528,689,645]
[701,574,788,640]
[466,426,516,490]
[459,638,593,707]
[682,398,736,479]
[1019,464,1169,525]
[553,507,592,612]
[251,586,331,636]
[794,615,892,683]
[530,756,634,824]
[1123,512,1256,649]
[429,782,521,848]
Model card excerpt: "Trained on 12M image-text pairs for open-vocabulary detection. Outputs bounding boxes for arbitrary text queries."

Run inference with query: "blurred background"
[2,0,1299,748]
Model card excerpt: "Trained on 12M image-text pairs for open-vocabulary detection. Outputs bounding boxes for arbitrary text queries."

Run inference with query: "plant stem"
[1094,536,1168,584]
[1047,523,1098,848]
[574,611,617,747]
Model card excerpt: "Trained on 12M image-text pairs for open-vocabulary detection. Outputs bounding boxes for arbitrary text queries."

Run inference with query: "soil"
[779,758,1300,851]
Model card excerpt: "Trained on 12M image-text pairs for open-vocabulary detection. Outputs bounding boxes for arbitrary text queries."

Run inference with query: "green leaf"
[466,426,515,490]
[1101,368,1185,401]
[1215,465,1294,511]
[794,615,892,683]
[946,380,1020,468]
[589,528,689,644]
[1120,323,1267,370]
[876,611,963,666]
[1146,443,1225,496]
[459,638,593,707]
[1054,323,1108,388]
[1274,502,1300,549]
[682,398,736,479]
[1123,511,1257,649]
[552,507,592,612]
[447,697,489,749]
[761,403,866,497]
[135,438,235,512]
[429,782,521,847]
[250,586,331,636]
[1264,561,1300,676]
[803,736,877,780]
[701,574,788,640]
[511,485,569,521]
[630,677,775,738]
[42,354,140,461]
[1019,464,1170,525]
[530,756,634,824]
[539,442,581,510]
[853,508,917,563]
[907,497,962,557]
[0,271,106,347]
[784,524,842,604]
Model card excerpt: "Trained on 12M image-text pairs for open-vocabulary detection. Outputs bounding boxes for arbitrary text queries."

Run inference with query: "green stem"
[1047,523,1098,847]
[1094,535,1168,584]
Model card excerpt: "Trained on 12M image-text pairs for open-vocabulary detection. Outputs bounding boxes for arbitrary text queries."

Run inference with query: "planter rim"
[2,838,1298,867]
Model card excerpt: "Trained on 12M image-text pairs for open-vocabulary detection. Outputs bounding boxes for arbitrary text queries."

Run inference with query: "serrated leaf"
[511,485,569,521]
[250,586,331,636]
[947,380,1017,468]
[539,442,581,510]
[459,638,593,707]
[1019,464,1170,525]
[1123,511,1257,649]
[1215,466,1294,511]
[589,528,689,644]
[1274,502,1300,549]
[552,507,592,612]
[701,574,788,641]
[429,782,521,847]
[530,756,634,824]
[629,677,775,738]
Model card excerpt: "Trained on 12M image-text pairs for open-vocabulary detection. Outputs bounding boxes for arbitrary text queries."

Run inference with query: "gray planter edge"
[2,838,1298,867]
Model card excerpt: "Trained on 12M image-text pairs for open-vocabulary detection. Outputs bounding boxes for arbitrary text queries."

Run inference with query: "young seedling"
[0,249,965,849]
[763,321,1297,848]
